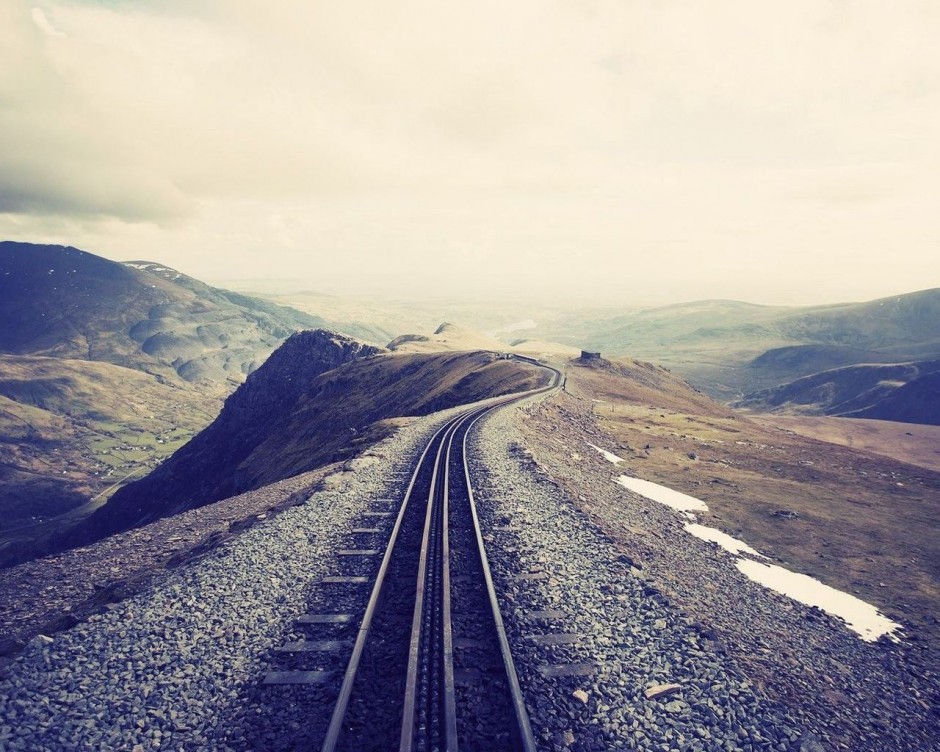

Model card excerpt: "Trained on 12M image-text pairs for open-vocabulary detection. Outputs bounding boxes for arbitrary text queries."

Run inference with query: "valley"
[4,5,938,749]
[0,242,938,752]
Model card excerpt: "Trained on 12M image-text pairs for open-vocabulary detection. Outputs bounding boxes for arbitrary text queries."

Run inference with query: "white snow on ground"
[616,474,709,512]
[684,523,765,557]
[588,443,625,465]
[613,469,902,642]
[736,559,902,642]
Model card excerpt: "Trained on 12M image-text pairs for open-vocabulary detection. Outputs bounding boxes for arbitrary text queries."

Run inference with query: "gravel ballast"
[470,397,807,752]
[0,408,463,751]
[496,382,939,752]
[2,379,936,751]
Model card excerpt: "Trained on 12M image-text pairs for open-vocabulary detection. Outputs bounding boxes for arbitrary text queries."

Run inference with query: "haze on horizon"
[1,1,938,307]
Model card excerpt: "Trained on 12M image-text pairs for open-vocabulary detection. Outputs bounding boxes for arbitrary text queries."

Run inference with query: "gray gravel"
[5,382,929,751]
[469,396,807,752]
[0,408,462,751]
[514,377,940,752]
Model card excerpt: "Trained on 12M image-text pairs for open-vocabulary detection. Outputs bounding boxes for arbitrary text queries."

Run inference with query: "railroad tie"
[276,640,350,653]
[337,549,381,556]
[351,528,382,534]
[517,571,551,581]
[296,613,355,625]
[262,670,333,685]
[321,576,369,584]
[361,511,393,517]
[538,663,597,679]
[453,637,487,650]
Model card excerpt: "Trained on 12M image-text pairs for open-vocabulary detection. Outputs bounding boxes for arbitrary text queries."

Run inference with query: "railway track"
[264,360,559,751]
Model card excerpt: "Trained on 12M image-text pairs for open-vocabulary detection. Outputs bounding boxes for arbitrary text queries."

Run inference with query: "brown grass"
[748,414,940,474]
[569,358,940,649]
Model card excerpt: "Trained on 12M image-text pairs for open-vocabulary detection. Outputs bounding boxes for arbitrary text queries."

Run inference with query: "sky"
[1,0,938,306]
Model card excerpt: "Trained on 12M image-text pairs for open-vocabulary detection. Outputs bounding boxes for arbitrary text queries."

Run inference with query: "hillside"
[529,355,940,655]
[521,289,940,399]
[0,242,332,384]
[64,337,547,548]
[738,359,940,425]
[0,242,361,564]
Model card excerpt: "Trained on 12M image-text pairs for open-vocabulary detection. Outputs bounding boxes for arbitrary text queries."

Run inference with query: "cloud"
[0,0,938,303]
[31,7,65,37]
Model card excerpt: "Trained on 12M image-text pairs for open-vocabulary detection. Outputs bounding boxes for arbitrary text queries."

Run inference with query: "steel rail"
[400,405,489,751]
[320,414,458,752]
[321,358,562,752]
[462,407,538,752]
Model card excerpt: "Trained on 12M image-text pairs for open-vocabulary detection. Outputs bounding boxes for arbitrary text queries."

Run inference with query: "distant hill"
[387,322,505,353]
[846,371,940,424]
[526,289,940,400]
[737,359,940,426]
[775,289,940,358]
[62,334,547,547]
[0,242,331,384]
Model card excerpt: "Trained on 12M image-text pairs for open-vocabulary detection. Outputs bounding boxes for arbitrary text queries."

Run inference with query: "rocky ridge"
[66,330,381,545]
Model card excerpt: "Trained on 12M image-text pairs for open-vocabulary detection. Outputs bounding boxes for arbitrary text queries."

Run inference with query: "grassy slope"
[68,349,546,552]
[244,351,546,486]
[569,358,940,650]
[737,359,940,425]
[0,242,329,384]
[0,355,222,564]
[748,415,940,474]
[527,289,940,400]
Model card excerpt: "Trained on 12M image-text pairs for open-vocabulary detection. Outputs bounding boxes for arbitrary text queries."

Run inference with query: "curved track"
[316,360,560,751]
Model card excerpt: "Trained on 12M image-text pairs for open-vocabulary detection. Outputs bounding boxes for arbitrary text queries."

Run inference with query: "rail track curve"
[304,358,560,751]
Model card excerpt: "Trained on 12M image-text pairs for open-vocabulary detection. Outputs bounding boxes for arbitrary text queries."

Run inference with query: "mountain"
[64,334,547,547]
[737,359,940,425]
[523,289,940,399]
[387,322,506,353]
[775,289,940,358]
[0,242,330,384]
[743,344,896,390]
[0,241,357,564]
[846,371,940,424]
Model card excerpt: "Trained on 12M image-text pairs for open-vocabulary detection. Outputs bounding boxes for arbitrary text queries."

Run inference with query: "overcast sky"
[1,1,938,305]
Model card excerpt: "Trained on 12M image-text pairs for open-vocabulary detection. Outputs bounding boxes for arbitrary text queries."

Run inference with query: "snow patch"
[736,559,902,642]
[616,475,709,512]
[611,473,903,642]
[588,443,625,465]
[684,523,765,557]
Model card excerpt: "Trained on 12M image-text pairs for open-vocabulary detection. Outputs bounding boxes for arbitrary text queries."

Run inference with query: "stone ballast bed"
[2,385,937,750]
[512,384,940,752]
[0,406,460,750]
[470,400,805,751]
